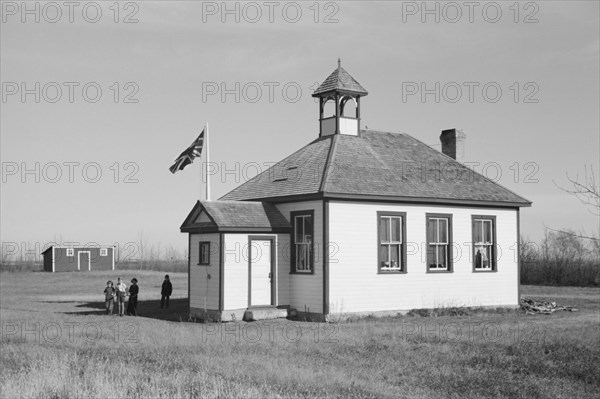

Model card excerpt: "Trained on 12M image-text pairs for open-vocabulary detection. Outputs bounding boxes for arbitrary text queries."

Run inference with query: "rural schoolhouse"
[42,246,115,272]
[181,62,531,321]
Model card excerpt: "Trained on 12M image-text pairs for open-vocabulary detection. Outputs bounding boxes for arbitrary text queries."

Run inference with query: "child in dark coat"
[127,278,139,316]
[103,281,116,315]
[161,275,172,309]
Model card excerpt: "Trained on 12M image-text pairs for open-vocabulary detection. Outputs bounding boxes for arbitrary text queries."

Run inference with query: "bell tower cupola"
[312,59,368,137]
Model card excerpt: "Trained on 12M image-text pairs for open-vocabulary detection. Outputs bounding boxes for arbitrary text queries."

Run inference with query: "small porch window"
[199,242,210,265]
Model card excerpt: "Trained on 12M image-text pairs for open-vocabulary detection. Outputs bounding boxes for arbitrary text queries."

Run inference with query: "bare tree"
[530,228,598,285]
[552,165,600,242]
[556,164,599,215]
[137,231,147,262]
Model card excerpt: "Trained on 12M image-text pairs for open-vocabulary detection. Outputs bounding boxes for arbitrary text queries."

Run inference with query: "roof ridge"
[319,134,338,192]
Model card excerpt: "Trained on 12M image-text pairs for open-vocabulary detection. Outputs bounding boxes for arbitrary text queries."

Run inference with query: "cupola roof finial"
[338,58,341,68]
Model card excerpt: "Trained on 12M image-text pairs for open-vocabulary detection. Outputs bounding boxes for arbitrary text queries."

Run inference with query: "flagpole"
[205,122,211,201]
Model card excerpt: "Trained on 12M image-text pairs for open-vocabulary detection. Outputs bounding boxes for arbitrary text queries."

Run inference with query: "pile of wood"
[520,297,578,315]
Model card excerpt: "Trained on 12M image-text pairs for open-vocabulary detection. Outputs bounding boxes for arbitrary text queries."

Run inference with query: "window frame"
[377,211,407,274]
[472,215,497,272]
[290,210,315,274]
[425,213,453,273]
[100,248,108,257]
[66,248,74,257]
[198,241,210,266]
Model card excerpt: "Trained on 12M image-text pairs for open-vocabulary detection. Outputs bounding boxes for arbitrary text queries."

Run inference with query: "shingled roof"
[219,130,531,207]
[312,61,368,96]
[180,200,291,233]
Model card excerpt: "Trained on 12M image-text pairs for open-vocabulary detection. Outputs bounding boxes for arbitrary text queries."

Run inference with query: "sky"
[1,0,599,261]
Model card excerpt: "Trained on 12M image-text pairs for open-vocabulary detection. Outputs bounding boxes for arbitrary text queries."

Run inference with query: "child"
[115,277,128,317]
[161,274,172,309]
[127,278,139,316]
[103,281,116,315]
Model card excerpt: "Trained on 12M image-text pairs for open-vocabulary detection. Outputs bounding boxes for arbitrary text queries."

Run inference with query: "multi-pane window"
[66,248,74,256]
[199,242,210,265]
[473,216,496,271]
[378,212,406,272]
[426,215,452,271]
[292,211,313,273]
[100,248,108,256]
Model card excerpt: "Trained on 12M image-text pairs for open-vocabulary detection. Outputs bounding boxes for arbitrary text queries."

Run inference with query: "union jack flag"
[169,130,205,174]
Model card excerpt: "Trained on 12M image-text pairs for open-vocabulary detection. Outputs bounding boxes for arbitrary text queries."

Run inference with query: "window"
[199,242,210,265]
[66,248,74,256]
[291,211,314,273]
[472,216,496,271]
[426,214,453,271]
[100,248,108,256]
[377,212,407,273]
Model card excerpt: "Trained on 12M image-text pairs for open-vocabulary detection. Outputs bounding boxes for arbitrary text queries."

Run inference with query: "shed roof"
[220,130,531,207]
[41,245,114,255]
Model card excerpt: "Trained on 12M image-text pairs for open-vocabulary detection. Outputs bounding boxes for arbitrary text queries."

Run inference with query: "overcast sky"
[1,1,598,259]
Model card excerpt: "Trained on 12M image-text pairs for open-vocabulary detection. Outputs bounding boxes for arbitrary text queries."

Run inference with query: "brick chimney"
[440,128,466,162]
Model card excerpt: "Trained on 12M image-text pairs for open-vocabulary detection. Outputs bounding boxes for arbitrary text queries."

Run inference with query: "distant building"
[42,246,115,272]
[181,61,532,321]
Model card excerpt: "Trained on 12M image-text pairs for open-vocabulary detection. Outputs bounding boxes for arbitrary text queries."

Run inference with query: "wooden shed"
[42,246,115,272]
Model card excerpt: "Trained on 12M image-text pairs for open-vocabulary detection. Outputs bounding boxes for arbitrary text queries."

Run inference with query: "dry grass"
[1,272,599,398]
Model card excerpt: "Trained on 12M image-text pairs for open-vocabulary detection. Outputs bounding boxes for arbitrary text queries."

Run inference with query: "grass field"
[1,271,599,398]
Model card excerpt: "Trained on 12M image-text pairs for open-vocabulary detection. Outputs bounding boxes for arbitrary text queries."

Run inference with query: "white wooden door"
[78,251,91,271]
[250,240,272,306]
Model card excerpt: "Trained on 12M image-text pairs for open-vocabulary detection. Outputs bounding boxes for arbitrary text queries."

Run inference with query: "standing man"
[161,274,172,309]
[115,277,128,317]
[127,278,139,316]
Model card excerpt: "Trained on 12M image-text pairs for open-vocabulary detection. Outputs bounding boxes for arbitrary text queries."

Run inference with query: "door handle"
[268,272,272,280]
